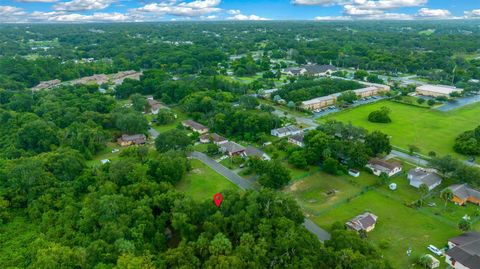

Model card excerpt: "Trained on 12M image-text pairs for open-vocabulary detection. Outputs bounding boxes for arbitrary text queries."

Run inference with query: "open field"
[320,100,480,159]
[286,164,480,268]
[176,159,238,201]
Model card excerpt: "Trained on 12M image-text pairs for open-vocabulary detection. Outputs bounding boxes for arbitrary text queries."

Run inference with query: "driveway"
[148,127,159,139]
[189,151,331,242]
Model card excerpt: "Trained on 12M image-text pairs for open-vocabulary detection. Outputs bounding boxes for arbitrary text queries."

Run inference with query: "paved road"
[148,127,159,139]
[190,151,254,190]
[189,151,331,242]
[388,150,429,166]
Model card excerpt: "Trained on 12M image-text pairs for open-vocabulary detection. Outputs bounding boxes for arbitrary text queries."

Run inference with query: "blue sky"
[0,0,479,22]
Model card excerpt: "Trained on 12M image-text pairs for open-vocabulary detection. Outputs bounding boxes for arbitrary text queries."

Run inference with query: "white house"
[445,232,480,269]
[408,168,442,191]
[366,158,402,177]
[271,125,302,138]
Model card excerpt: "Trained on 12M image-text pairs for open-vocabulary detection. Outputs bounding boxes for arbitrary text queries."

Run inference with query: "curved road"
[189,151,331,242]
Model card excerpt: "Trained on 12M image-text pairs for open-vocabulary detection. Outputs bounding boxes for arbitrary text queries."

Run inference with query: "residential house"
[445,232,480,269]
[303,64,337,76]
[243,146,271,161]
[346,212,378,233]
[366,158,402,177]
[182,120,209,134]
[261,88,279,98]
[282,67,306,76]
[147,97,162,115]
[288,133,305,147]
[447,184,480,206]
[416,84,463,97]
[32,79,61,91]
[220,141,246,157]
[199,133,227,145]
[271,125,302,138]
[301,95,337,110]
[117,134,147,147]
[408,168,442,191]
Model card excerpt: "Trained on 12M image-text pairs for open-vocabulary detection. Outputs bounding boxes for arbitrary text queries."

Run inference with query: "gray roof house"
[408,168,442,191]
[445,232,480,269]
[220,141,246,157]
[447,184,480,206]
[271,125,303,138]
[288,133,305,147]
[346,212,378,233]
[303,64,337,76]
[243,146,271,161]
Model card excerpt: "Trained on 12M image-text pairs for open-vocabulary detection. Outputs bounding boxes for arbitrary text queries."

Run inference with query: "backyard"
[285,164,480,268]
[320,100,480,159]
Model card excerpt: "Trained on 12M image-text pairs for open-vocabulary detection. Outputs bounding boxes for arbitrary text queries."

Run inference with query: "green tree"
[368,107,391,123]
[156,109,176,125]
[155,129,191,153]
[17,119,59,153]
[365,131,392,156]
[459,218,472,232]
[337,90,358,104]
[419,184,429,207]
[288,151,308,169]
[114,111,149,134]
[441,188,453,211]
[130,93,148,112]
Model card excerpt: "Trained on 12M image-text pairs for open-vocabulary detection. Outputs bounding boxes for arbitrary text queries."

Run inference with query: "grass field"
[176,160,239,201]
[321,100,480,158]
[286,164,480,268]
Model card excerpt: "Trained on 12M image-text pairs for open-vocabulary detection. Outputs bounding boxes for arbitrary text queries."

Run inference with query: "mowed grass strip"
[176,159,238,201]
[321,100,480,158]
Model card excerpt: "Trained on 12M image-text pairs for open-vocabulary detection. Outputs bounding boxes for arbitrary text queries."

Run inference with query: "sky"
[0,0,479,23]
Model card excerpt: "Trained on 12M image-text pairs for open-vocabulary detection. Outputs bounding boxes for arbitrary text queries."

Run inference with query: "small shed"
[422,254,440,269]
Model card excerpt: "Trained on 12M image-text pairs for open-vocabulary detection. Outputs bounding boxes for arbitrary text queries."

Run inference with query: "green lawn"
[287,164,480,268]
[321,100,480,159]
[176,160,239,201]
[148,107,188,134]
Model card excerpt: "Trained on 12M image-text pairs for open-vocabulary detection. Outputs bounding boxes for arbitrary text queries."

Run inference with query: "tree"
[365,131,392,156]
[427,99,436,106]
[206,143,219,156]
[429,155,460,177]
[114,111,149,134]
[156,109,176,125]
[130,94,148,112]
[441,189,453,211]
[408,144,420,155]
[155,129,191,153]
[354,70,369,81]
[337,90,358,104]
[323,157,343,175]
[419,184,429,207]
[417,98,426,105]
[459,218,472,232]
[17,119,59,153]
[288,151,308,169]
[239,95,259,109]
[368,107,391,123]
[258,161,291,189]
[418,254,433,269]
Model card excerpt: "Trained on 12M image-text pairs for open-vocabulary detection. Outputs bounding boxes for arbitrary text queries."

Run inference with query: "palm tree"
[441,189,453,211]
[419,184,429,207]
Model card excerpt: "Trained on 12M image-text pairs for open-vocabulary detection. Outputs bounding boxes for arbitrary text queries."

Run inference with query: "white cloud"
[464,9,480,18]
[133,0,221,17]
[314,15,352,20]
[292,0,349,5]
[15,0,58,2]
[0,5,27,22]
[53,0,117,11]
[227,9,241,15]
[228,14,269,21]
[417,8,451,18]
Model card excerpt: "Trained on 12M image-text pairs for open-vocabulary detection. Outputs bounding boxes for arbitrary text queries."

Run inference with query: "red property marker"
[213,193,223,207]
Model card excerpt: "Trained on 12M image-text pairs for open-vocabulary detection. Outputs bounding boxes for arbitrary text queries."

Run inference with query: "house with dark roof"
[271,125,302,138]
[220,141,246,157]
[408,168,442,191]
[303,64,337,76]
[445,232,480,269]
[182,120,209,134]
[282,67,306,76]
[288,133,305,147]
[243,146,270,161]
[366,158,402,177]
[447,184,480,206]
[346,212,378,233]
[147,96,164,115]
[199,133,228,145]
[117,134,147,147]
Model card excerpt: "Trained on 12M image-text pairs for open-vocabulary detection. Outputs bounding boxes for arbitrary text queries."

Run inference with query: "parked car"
[427,245,442,256]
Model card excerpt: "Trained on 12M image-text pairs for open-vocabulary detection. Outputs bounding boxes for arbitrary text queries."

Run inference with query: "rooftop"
[447,232,480,269]
[417,84,463,94]
[302,95,336,105]
[448,184,480,200]
[182,120,208,131]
